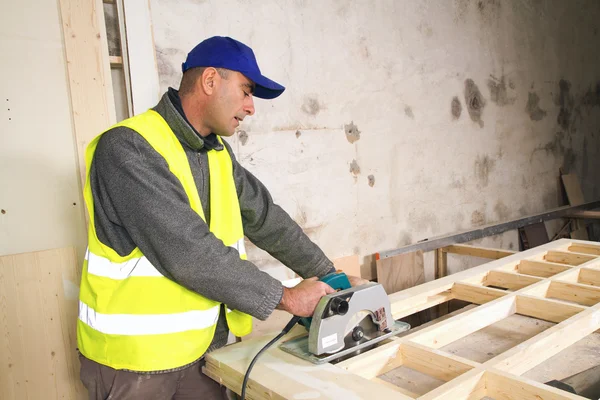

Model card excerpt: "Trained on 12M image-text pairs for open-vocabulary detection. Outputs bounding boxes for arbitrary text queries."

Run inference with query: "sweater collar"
[154,88,223,152]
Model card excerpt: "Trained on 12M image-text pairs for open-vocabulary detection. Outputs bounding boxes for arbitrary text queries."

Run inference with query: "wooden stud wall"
[205,239,600,399]
[0,248,85,399]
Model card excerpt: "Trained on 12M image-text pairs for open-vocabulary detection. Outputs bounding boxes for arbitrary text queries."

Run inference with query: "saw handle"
[299,271,351,328]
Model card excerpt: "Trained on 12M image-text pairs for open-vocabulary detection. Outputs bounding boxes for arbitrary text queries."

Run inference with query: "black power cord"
[240,315,301,400]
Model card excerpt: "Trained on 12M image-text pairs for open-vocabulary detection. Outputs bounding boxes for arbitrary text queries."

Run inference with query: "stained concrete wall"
[149,0,600,280]
[0,0,87,258]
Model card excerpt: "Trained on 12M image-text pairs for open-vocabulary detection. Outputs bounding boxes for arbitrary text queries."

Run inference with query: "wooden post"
[435,248,449,316]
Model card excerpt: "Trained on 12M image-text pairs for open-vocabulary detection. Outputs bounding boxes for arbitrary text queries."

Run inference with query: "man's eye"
[243,91,250,97]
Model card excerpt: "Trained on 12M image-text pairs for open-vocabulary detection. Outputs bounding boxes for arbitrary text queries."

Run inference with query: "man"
[77,36,365,399]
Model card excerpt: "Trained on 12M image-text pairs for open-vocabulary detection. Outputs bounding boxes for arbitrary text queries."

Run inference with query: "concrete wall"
[0,0,87,258]
[148,0,600,280]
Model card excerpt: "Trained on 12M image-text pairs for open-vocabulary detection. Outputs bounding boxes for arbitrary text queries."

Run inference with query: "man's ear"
[201,67,219,95]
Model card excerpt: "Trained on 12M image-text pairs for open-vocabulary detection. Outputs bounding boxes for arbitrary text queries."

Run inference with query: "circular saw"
[279,279,410,364]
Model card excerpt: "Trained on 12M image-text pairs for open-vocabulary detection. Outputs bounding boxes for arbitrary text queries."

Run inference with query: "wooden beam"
[434,248,449,316]
[547,280,600,306]
[569,243,600,255]
[401,342,478,382]
[517,259,573,278]
[452,282,507,304]
[376,250,424,295]
[578,268,600,287]
[408,296,516,349]
[418,369,487,400]
[389,286,454,320]
[484,270,543,291]
[59,0,116,188]
[515,294,586,323]
[205,239,600,399]
[338,340,403,379]
[204,334,413,399]
[544,250,597,266]
[565,210,600,220]
[487,369,587,400]
[488,302,600,375]
[443,244,517,259]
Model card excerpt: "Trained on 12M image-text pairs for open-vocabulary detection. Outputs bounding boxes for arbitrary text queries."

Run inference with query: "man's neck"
[180,95,211,138]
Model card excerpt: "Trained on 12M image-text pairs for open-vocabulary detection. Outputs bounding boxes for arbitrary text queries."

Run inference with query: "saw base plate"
[279,321,410,365]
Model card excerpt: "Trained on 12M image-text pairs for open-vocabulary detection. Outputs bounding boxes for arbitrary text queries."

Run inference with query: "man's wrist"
[276,286,289,311]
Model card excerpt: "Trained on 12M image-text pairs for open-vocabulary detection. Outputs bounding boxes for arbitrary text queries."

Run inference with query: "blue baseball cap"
[182,36,285,100]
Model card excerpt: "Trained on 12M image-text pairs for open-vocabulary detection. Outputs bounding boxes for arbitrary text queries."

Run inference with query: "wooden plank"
[569,243,600,256]
[443,244,517,259]
[484,270,543,291]
[338,340,403,379]
[0,248,85,400]
[377,250,425,294]
[578,268,600,287]
[390,287,454,320]
[452,282,507,304]
[401,342,477,382]
[516,294,586,323]
[418,369,487,400]
[205,239,600,399]
[487,369,587,400]
[377,250,429,326]
[517,260,573,278]
[434,248,449,316]
[204,334,414,399]
[547,281,600,306]
[488,302,600,375]
[562,174,586,206]
[408,296,516,349]
[544,250,596,266]
[59,0,116,187]
[565,210,600,219]
[434,248,447,279]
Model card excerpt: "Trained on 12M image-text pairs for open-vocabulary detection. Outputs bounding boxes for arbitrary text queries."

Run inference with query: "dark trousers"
[79,354,231,400]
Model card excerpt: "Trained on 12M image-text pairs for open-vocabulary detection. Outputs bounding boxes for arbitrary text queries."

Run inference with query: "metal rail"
[376,200,600,259]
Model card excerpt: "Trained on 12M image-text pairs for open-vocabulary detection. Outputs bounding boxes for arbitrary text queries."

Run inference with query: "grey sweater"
[88,89,334,359]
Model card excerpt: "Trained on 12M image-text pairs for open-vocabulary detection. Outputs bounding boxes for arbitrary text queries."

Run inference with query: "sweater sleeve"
[224,141,335,279]
[90,128,283,320]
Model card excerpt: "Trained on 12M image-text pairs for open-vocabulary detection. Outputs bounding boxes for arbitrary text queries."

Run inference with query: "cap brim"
[243,72,285,99]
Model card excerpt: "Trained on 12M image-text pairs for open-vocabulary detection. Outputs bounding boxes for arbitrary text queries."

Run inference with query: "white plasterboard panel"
[0,0,86,258]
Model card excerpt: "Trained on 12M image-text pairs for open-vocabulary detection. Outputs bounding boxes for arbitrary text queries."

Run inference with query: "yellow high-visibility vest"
[77,110,252,372]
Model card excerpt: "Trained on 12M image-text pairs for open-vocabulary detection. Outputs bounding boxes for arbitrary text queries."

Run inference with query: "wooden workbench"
[205,239,600,399]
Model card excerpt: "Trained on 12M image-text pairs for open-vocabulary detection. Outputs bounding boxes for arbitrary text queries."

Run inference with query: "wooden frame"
[205,239,600,399]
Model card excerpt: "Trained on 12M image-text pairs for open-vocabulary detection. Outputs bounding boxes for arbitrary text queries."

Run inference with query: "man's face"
[210,71,256,137]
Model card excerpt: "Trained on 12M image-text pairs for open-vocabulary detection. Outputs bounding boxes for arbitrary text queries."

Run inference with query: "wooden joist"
[443,244,517,259]
[205,239,600,399]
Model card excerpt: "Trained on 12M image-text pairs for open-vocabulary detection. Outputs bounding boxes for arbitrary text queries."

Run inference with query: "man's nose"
[244,95,255,116]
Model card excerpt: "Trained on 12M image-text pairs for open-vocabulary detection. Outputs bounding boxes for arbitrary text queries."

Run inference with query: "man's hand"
[277,277,335,317]
[347,274,370,287]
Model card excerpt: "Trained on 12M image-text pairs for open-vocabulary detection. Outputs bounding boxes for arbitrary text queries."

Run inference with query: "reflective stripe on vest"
[77,110,253,372]
[79,301,220,335]
[84,240,246,280]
